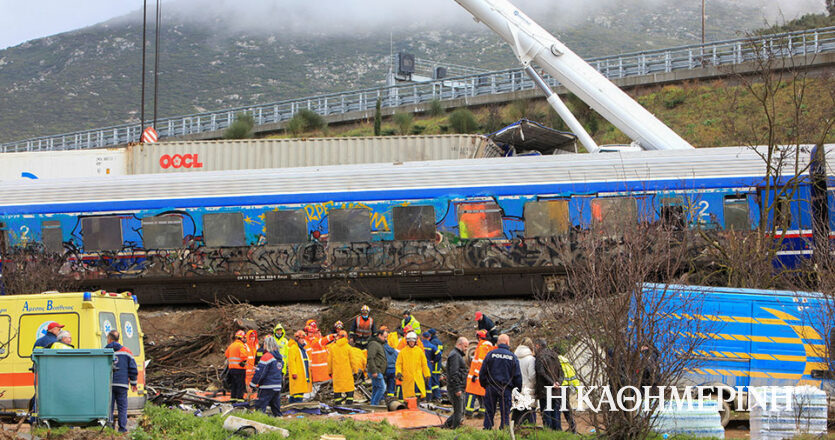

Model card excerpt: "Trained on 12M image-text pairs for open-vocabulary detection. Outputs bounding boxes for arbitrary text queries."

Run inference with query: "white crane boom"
[453,0,695,152]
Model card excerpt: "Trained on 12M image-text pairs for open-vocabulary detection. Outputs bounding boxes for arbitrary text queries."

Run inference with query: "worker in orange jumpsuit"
[465,329,495,417]
[245,329,259,387]
[395,332,431,400]
[304,321,335,385]
[224,330,251,401]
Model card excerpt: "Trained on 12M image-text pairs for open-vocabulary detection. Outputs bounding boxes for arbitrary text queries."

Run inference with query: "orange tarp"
[346,409,445,429]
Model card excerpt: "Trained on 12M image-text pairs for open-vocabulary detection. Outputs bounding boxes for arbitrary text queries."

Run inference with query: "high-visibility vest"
[400,316,422,335]
[559,355,580,387]
[305,333,334,383]
[355,316,373,338]
[465,340,494,396]
[225,340,250,370]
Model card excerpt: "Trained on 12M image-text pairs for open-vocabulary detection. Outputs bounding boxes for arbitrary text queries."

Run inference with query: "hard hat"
[306,319,318,327]
[308,321,319,332]
[476,329,488,340]
[475,311,483,321]
[379,325,389,332]
[235,330,246,339]
[334,320,344,329]
[361,305,370,315]
[404,325,413,333]
[406,332,418,341]
[273,323,285,338]
[294,330,306,339]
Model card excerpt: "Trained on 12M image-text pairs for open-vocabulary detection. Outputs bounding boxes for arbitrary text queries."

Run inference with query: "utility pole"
[701,0,706,45]
[140,0,147,136]
[153,0,161,129]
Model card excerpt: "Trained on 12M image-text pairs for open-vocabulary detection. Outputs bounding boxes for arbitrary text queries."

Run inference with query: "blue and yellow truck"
[642,283,833,424]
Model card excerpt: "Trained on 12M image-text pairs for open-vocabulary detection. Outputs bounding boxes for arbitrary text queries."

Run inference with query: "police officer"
[479,334,522,430]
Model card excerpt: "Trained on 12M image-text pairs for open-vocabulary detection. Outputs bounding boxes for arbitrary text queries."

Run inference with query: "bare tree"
[543,217,717,439]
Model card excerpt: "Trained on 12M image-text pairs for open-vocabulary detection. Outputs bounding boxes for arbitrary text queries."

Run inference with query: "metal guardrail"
[3,26,834,153]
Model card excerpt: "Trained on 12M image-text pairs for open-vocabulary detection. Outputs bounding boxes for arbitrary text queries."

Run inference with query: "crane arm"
[453,0,695,152]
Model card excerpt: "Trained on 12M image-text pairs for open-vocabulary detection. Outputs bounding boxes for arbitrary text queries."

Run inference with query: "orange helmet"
[404,325,413,333]
[235,330,246,340]
[476,329,488,340]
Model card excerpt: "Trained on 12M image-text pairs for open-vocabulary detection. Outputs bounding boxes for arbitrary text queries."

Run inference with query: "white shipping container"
[0,149,127,180]
[126,135,490,174]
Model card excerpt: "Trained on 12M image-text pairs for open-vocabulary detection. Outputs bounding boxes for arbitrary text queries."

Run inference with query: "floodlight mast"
[453,0,695,152]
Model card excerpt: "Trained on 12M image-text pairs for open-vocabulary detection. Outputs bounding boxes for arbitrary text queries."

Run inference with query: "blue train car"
[0,146,832,303]
[642,283,834,423]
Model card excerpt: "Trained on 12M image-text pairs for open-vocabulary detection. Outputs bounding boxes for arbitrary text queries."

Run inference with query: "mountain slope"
[0,0,821,143]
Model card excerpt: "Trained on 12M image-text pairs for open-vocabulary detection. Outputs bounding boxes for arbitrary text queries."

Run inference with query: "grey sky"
[0,0,827,50]
[0,1,139,50]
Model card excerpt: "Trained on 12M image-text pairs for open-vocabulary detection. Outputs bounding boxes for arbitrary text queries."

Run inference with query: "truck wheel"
[720,400,731,427]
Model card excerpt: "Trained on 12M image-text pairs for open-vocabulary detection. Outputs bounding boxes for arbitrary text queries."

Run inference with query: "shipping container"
[0,149,127,180]
[126,135,491,174]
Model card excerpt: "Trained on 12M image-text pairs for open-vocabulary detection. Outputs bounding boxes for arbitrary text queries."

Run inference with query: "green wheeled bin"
[31,348,115,428]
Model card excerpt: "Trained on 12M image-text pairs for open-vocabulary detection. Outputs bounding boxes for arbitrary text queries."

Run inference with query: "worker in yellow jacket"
[395,331,431,399]
[287,330,312,403]
[327,330,361,404]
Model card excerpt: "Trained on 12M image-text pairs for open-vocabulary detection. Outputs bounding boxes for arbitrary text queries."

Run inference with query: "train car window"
[203,212,246,247]
[142,215,184,249]
[0,222,7,251]
[774,197,792,231]
[265,210,308,244]
[524,200,570,237]
[458,202,503,239]
[328,209,372,243]
[659,197,686,229]
[82,216,123,252]
[723,196,750,230]
[393,206,436,241]
[41,220,64,254]
[591,197,638,231]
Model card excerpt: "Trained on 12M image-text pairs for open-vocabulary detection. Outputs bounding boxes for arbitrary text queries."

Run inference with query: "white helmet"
[406,331,418,341]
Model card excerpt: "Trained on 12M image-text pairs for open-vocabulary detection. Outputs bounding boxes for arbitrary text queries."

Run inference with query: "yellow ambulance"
[0,291,146,413]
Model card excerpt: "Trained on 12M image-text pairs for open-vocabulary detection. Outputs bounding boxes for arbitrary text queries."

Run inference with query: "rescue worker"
[557,346,579,433]
[421,331,442,402]
[304,321,335,384]
[395,332,430,400]
[349,305,376,349]
[333,320,344,335]
[106,330,138,433]
[366,329,388,405]
[465,329,495,417]
[224,330,251,401]
[287,330,312,403]
[479,334,522,431]
[328,330,360,404]
[380,327,399,399]
[475,312,499,344]
[443,337,469,429]
[427,328,444,401]
[273,323,290,375]
[534,339,569,431]
[250,335,284,416]
[400,310,421,336]
[33,321,64,349]
[245,330,259,387]
[52,330,74,349]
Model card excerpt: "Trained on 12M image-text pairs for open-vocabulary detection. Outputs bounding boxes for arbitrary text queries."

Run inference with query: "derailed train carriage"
[0,146,833,304]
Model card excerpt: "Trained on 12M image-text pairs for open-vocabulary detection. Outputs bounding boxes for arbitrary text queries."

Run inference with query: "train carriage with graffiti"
[0,146,833,304]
